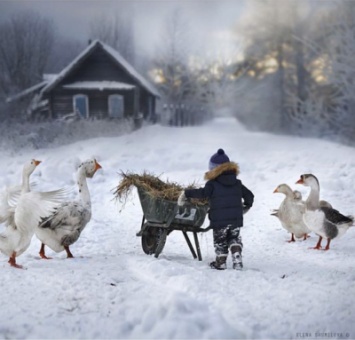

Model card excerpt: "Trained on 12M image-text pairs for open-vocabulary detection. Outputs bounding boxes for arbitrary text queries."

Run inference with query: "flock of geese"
[273,174,354,250]
[0,158,102,269]
[1,163,353,269]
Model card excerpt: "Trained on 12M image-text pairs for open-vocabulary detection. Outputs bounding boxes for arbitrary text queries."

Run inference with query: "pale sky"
[0,0,245,57]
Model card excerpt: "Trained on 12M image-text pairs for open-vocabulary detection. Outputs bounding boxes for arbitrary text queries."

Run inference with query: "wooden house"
[7,40,160,121]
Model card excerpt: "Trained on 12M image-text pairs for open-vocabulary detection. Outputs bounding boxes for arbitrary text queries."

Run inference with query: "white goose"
[296,174,354,250]
[36,159,102,259]
[272,183,310,242]
[0,159,67,268]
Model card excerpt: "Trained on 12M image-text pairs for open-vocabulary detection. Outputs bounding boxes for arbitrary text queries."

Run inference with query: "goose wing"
[0,185,21,223]
[39,201,88,231]
[0,181,38,224]
[14,188,68,233]
[321,207,353,225]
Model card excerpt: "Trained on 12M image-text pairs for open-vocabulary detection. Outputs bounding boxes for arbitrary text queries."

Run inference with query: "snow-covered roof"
[42,74,58,82]
[6,81,48,103]
[41,40,160,97]
[101,42,160,97]
[63,81,135,91]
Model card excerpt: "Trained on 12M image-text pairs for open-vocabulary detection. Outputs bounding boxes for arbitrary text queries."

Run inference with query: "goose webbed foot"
[322,239,331,251]
[310,245,322,250]
[64,246,74,258]
[303,234,310,241]
[39,243,52,260]
[8,252,24,269]
[309,236,323,250]
[287,234,296,243]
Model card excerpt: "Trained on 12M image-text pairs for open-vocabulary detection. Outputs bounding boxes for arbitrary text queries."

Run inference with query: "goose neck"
[283,187,294,198]
[77,169,91,207]
[21,171,31,193]
[306,182,320,211]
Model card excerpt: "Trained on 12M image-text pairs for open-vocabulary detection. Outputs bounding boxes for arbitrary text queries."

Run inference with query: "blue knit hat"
[209,148,230,170]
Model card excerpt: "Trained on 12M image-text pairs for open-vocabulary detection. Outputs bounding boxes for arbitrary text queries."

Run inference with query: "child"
[178,148,254,270]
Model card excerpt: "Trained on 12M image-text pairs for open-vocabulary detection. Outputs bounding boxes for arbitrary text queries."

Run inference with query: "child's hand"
[243,205,251,214]
[177,191,187,206]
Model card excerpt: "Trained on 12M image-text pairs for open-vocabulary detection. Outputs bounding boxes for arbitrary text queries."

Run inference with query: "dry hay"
[113,171,208,206]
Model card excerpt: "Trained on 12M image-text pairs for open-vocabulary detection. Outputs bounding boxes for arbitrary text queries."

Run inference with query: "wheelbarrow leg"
[182,231,197,259]
[193,232,202,261]
[136,215,146,236]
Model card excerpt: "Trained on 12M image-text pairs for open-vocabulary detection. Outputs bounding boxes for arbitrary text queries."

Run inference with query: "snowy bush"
[0,118,135,151]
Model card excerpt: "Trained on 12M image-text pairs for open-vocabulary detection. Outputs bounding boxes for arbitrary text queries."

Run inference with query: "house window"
[108,94,124,118]
[73,94,89,118]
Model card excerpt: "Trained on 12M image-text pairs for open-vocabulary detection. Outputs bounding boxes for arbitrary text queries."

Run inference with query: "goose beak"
[34,160,42,166]
[273,187,278,193]
[94,159,102,171]
[296,178,304,184]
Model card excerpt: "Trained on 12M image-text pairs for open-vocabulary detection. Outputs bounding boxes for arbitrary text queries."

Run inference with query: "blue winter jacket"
[184,162,254,228]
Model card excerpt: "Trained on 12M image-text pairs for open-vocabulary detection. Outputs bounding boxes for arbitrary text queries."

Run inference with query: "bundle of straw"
[113,171,208,206]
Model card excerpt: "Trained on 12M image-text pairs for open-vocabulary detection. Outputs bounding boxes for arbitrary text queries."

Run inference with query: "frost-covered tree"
[0,10,56,121]
[152,8,216,125]
[235,0,292,130]
[203,52,238,108]
[235,0,321,132]
[311,2,355,141]
[234,0,355,144]
[0,10,55,97]
[153,8,194,104]
[278,1,355,142]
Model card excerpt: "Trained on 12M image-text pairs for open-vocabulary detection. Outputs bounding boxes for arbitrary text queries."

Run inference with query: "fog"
[1,0,354,146]
[0,0,244,57]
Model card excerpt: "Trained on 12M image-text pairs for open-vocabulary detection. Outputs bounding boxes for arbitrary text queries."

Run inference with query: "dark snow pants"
[213,225,243,256]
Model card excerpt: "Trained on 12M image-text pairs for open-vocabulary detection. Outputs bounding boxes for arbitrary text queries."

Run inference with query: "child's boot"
[210,254,227,270]
[230,245,243,270]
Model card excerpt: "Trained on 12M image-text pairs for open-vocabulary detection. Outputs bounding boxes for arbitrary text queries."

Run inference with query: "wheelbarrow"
[135,186,211,260]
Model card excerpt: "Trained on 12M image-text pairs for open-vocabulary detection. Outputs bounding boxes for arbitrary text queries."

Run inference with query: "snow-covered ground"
[1,117,355,339]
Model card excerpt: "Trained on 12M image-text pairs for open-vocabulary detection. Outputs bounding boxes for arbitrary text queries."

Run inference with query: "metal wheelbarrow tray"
[135,186,210,260]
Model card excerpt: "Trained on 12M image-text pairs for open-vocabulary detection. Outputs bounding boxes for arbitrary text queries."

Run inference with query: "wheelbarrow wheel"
[154,228,167,258]
[141,227,167,256]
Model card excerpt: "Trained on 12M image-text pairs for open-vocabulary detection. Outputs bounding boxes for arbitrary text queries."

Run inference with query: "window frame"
[73,94,89,118]
[108,94,125,119]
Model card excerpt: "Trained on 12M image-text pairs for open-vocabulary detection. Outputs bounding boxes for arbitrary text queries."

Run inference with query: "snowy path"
[1,118,354,339]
